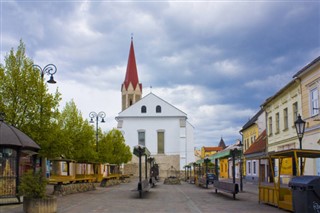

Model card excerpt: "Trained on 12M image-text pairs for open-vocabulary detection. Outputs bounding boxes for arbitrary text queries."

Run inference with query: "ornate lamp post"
[89,111,106,152]
[294,114,306,175]
[32,64,57,84]
[204,157,210,188]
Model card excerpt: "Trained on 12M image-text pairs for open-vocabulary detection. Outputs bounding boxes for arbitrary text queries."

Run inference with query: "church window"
[141,106,147,113]
[138,131,145,146]
[157,131,164,154]
[156,105,161,113]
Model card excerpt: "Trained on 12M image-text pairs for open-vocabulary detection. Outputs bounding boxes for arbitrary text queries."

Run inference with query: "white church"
[116,37,195,177]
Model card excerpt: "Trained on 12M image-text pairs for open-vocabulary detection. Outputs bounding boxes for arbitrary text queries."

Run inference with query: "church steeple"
[218,137,226,149]
[121,36,142,111]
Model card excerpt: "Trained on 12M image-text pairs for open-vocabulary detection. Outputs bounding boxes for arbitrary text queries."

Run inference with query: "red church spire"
[122,36,142,91]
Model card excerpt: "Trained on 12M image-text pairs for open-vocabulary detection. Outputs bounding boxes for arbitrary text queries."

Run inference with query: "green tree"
[57,100,97,162]
[0,40,61,157]
[98,129,132,165]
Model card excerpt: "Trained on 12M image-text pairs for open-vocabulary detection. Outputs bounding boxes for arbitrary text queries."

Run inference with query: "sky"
[1,0,319,148]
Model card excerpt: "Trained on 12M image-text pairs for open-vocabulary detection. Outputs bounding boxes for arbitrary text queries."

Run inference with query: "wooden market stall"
[258,149,320,212]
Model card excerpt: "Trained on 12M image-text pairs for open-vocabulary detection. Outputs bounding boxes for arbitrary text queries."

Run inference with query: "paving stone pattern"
[1,179,287,213]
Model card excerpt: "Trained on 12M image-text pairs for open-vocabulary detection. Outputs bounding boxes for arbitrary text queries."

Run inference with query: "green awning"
[196,159,204,164]
[133,145,150,157]
[209,148,242,161]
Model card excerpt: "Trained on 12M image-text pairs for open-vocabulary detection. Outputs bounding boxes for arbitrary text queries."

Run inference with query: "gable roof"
[117,92,187,118]
[122,37,142,91]
[261,78,298,107]
[203,147,223,152]
[293,56,320,78]
[240,109,264,131]
[244,130,267,156]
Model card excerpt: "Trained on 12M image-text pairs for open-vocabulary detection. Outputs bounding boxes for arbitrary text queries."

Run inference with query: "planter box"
[23,196,57,213]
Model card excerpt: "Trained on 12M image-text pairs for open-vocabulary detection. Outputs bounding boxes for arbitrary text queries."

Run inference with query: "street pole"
[89,111,106,152]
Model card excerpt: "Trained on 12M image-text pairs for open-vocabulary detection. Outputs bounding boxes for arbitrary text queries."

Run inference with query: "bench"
[213,181,239,200]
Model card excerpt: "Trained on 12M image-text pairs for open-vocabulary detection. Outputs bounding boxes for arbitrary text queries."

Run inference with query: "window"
[156,105,161,113]
[253,161,256,175]
[157,131,164,154]
[292,102,298,124]
[275,112,280,134]
[138,131,145,146]
[248,162,251,174]
[268,116,273,136]
[310,88,319,116]
[283,108,288,130]
[141,106,147,113]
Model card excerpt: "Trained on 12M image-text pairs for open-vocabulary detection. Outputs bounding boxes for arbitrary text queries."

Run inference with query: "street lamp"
[89,111,106,152]
[294,114,306,175]
[204,157,210,188]
[32,64,57,84]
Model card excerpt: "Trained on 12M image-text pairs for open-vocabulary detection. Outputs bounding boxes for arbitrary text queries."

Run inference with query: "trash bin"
[288,175,320,213]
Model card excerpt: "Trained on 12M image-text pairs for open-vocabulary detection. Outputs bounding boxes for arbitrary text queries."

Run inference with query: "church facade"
[116,38,195,177]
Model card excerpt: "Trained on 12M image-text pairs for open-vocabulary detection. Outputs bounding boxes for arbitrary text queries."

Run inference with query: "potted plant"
[19,170,57,213]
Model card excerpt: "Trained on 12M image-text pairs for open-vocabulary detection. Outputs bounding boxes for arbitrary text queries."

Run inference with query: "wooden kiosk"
[258,149,320,211]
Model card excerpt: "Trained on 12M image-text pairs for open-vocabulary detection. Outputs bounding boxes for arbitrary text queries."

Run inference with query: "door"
[260,164,265,182]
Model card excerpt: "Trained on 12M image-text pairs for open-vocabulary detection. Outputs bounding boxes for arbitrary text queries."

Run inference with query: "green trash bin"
[288,175,320,213]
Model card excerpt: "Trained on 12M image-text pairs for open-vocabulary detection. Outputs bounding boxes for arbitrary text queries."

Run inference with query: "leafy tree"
[57,100,97,162]
[0,40,61,157]
[98,129,132,164]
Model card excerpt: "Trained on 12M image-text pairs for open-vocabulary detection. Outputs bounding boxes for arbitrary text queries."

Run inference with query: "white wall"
[121,117,181,155]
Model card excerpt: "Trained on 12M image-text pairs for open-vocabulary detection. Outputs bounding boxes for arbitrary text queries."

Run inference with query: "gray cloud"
[1,1,319,146]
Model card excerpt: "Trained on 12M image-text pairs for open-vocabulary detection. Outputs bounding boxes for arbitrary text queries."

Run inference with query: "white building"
[116,37,194,176]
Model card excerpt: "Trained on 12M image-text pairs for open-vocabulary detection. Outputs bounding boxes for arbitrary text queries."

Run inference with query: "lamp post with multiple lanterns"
[89,111,106,152]
[32,64,57,84]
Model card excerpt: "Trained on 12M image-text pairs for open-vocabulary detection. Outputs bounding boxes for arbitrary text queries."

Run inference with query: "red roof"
[122,38,142,91]
[204,147,223,152]
[244,130,266,155]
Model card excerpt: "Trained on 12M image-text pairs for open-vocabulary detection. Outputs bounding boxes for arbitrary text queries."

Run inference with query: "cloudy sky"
[1,1,319,147]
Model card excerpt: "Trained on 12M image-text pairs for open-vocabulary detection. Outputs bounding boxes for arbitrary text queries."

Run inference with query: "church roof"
[218,137,226,149]
[117,92,187,118]
[122,37,142,91]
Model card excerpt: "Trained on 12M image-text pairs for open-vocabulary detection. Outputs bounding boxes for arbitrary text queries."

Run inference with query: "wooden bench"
[213,181,239,200]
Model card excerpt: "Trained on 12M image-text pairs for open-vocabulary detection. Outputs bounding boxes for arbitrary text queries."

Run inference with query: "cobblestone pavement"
[1,179,288,213]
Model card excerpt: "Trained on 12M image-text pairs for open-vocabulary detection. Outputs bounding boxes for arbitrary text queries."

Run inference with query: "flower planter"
[23,196,57,213]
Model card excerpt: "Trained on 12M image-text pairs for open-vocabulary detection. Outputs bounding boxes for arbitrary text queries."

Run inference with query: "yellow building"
[201,146,222,158]
[293,56,320,175]
[261,79,301,180]
[240,109,265,181]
